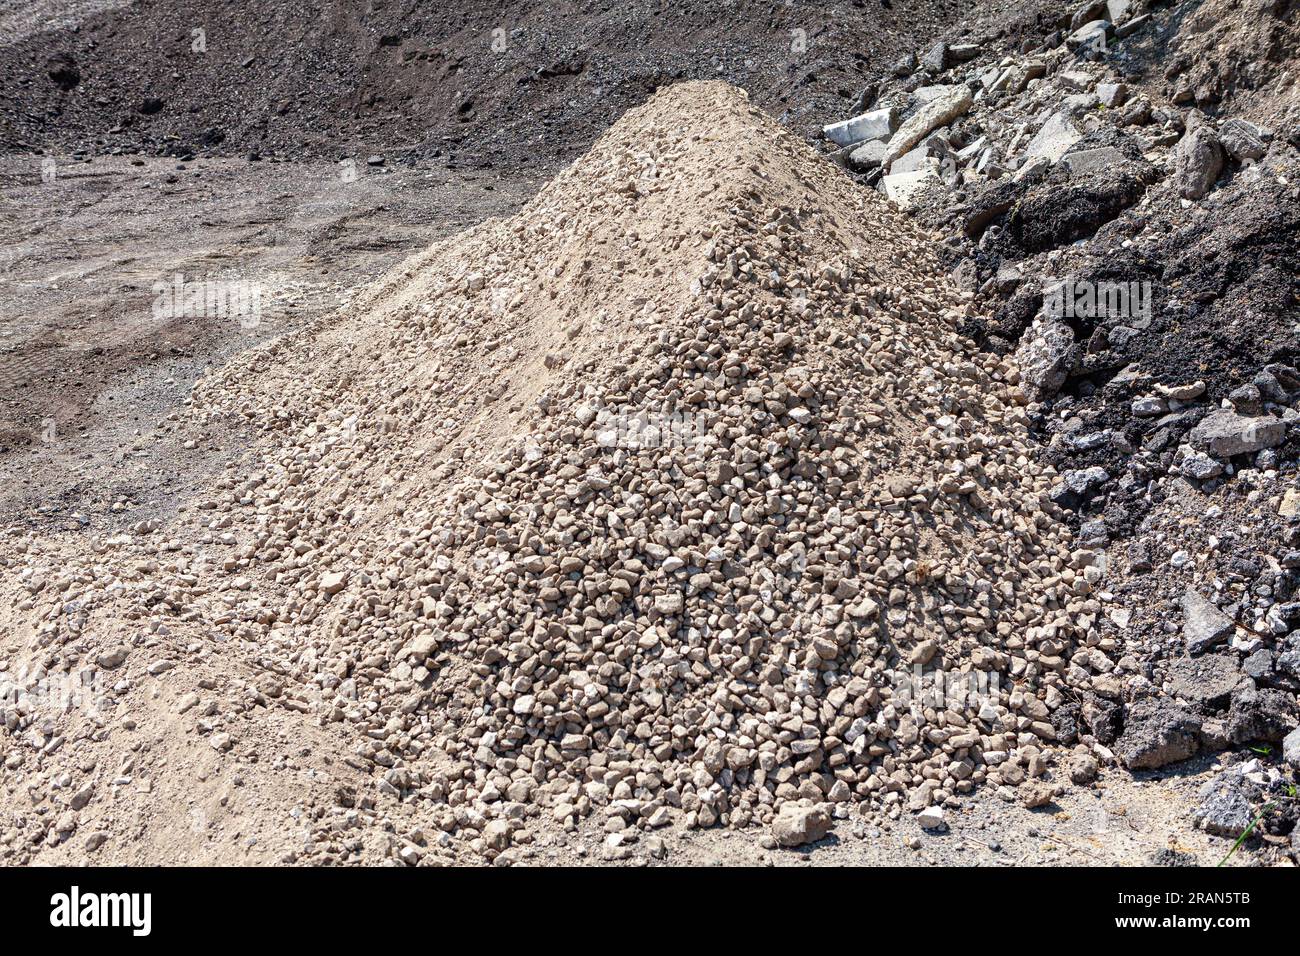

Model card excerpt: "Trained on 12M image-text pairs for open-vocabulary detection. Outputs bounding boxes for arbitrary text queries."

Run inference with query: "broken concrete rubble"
[848,138,888,171]
[1189,409,1285,458]
[1117,699,1202,770]
[882,85,973,166]
[883,166,944,209]
[1060,146,1125,177]
[1218,119,1269,162]
[1022,112,1084,165]
[1173,121,1225,199]
[1192,772,1255,837]
[1182,590,1235,655]
[823,106,899,148]
[1014,318,1076,401]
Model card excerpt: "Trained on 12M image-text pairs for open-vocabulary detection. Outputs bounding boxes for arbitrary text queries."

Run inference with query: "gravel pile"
[3,81,1111,860]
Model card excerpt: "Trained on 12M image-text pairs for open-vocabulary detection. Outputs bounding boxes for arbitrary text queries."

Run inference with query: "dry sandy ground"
[0,153,544,532]
[609,758,1242,866]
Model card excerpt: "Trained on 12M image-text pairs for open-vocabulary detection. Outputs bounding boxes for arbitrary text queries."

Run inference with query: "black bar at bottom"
[0,865,1286,940]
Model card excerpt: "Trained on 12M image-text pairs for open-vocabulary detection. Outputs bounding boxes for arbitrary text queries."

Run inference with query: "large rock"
[1188,409,1285,458]
[1219,120,1267,163]
[917,806,945,829]
[1057,69,1095,92]
[1061,146,1125,177]
[883,86,973,166]
[1280,488,1300,517]
[1284,726,1300,769]
[1116,13,1151,37]
[1117,699,1202,770]
[1105,0,1133,23]
[912,84,961,106]
[771,802,832,847]
[1065,19,1112,54]
[920,41,950,74]
[1014,317,1076,400]
[321,570,348,594]
[403,633,439,662]
[1181,590,1234,655]
[1097,82,1128,106]
[823,106,899,147]
[1223,684,1295,744]
[1278,637,1300,680]
[1022,112,1084,165]
[96,647,128,669]
[882,167,944,210]
[1070,2,1109,30]
[1191,773,1254,837]
[1180,451,1223,481]
[1169,654,1245,706]
[892,136,949,175]
[848,138,888,171]
[1173,123,1224,200]
[1049,466,1109,510]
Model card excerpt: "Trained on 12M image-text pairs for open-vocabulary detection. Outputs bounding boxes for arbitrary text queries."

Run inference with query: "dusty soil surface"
[0,152,544,532]
[2,0,971,169]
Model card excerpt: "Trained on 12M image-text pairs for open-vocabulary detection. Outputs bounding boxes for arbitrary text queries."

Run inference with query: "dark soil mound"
[1,0,971,167]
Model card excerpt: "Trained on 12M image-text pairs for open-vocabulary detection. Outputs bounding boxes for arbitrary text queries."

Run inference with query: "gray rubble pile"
[818,0,1300,854]
[822,0,1284,223]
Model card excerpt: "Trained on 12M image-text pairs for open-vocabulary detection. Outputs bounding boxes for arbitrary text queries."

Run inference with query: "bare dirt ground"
[626,759,1239,866]
[0,0,972,166]
[0,153,544,533]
